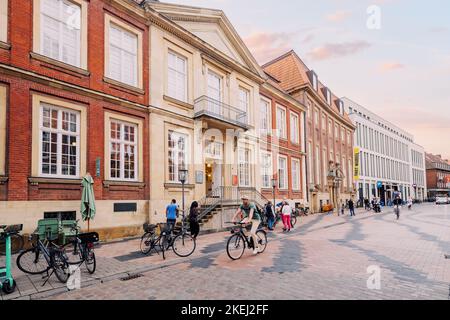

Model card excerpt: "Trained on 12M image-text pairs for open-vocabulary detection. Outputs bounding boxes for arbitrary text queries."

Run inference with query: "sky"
[162,0,450,160]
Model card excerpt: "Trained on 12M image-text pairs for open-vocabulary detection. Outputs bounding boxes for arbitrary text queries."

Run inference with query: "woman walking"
[189,201,200,239]
[281,199,292,232]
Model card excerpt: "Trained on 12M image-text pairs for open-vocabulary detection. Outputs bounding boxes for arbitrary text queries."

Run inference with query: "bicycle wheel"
[51,249,70,283]
[256,230,268,253]
[84,247,96,274]
[0,234,24,255]
[16,247,49,275]
[140,232,155,255]
[226,234,245,260]
[62,241,83,265]
[172,233,196,258]
[291,215,297,227]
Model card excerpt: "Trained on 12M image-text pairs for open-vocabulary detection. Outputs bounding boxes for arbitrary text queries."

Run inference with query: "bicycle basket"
[77,232,99,244]
[143,223,157,233]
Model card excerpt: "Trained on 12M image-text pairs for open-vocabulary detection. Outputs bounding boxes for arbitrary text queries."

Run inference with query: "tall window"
[308,142,313,184]
[290,112,299,144]
[40,0,81,67]
[207,70,222,114]
[110,120,138,181]
[261,152,272,188]
[208,70,222,102]
[260,98,271,134]
[291,158,300,191]
[278,155,288,189]
[108,23,138,87]
[167,51,187,102]
[1,0,8,43]
[168,131,188,183]
[276,105,287,139]
[315,145,320,185]
[238,148,251,187]
[40,103,80,177]
[238,87,250,114]
[322,149,327,187]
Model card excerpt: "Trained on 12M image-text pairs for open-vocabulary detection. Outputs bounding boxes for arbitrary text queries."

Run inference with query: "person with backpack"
[264,201,276,231]
[231,196,262,255]
[280,199,292,232]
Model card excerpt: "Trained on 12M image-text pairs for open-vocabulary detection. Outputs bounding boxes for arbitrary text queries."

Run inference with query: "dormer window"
[309,71,318,91]
[338,99,344,115]
[326,89,331,105]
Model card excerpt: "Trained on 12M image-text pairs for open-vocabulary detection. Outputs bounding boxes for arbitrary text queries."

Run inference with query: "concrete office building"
[342,98,427,205]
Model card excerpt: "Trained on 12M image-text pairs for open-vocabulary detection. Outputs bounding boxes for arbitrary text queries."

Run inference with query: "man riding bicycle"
[232,196,261,255]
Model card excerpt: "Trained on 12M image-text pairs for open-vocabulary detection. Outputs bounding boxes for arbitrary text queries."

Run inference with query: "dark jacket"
[348,200,354,210]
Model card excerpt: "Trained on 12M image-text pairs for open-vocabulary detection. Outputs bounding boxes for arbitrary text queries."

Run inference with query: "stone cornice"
[0,63,149,113]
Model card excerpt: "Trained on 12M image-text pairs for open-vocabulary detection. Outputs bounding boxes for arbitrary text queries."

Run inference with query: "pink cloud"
[379,62,405,72]
[244,31,297,64]
[326,10,352,23]
[307,41,371,60]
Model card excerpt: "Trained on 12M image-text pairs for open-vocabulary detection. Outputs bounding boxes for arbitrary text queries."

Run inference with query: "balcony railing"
[194,95,249,129]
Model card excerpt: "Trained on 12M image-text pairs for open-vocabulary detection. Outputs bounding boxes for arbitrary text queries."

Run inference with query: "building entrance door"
[205,162,223,194]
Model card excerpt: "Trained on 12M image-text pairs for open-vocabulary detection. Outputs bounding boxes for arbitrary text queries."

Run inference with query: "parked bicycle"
[140,223,164,256]
[159,218,196,260]
[0,225,24,255]
[226,222,267,260]
[16,230,70,285]
[62,221,98,274]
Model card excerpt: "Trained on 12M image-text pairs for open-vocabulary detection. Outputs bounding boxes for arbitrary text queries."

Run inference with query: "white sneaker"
[253,249,258,255]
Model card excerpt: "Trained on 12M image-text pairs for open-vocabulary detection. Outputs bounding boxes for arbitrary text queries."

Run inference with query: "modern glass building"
[342,97,427,205]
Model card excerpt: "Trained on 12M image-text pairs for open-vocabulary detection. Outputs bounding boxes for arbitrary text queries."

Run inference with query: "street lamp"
[179,168,188,221]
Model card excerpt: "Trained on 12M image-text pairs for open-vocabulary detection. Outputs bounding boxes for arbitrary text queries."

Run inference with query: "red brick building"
[263,51,356,213]
[425,153,450,198]
[0,0,150,238]
[259,74,307,206]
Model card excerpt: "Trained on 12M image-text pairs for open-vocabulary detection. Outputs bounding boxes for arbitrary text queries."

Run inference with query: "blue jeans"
[350,208,355,216]
[268,216,275,229]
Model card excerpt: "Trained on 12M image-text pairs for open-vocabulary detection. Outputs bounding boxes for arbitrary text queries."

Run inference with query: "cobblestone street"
[2,203,450,300]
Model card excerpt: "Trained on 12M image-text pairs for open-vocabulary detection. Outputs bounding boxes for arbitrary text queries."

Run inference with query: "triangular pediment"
[148,2,265,77]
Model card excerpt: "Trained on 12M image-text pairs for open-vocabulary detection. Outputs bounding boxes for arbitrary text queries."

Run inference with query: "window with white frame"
[208,70,222,102]
[278,155,288,189]
[0,0,8,43]
[110,120,138,181]
[291,158,300,191]
[168,131,188,183]
[322,149,327,187]
[261,151,272,188]
[40,0,81,67]
[290,112,299,144]
[167,51,187,102]
[315,145,320,185]
[276,105,287,139]
[308,142,313,184]
[314,109,319,126]
[108,22,138,87]
[260,98,271,134]
[238,148,251,187]
[335,125,338,139]
[238,87,250,114]
[39,103,80,177]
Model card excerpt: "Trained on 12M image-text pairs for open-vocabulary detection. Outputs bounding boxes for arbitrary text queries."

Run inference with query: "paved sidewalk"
[1,207,371,300]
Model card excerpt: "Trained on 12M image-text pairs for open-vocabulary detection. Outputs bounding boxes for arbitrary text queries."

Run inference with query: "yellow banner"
[353,147,360,181]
